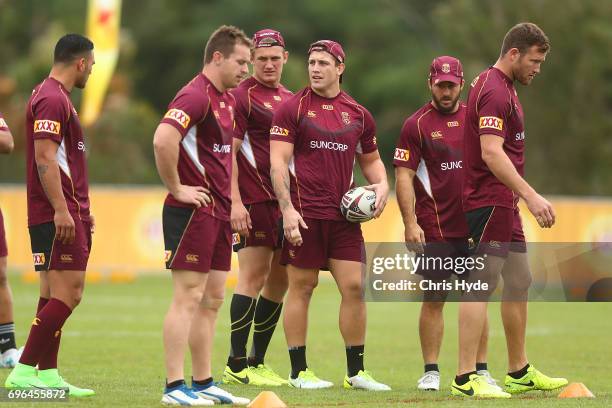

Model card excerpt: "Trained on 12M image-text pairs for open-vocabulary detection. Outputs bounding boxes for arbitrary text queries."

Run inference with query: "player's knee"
[340,280,363,300]
[421,300,445,313]
[200,296,224,311]
[0,271,7,288]
[290,276,318,298]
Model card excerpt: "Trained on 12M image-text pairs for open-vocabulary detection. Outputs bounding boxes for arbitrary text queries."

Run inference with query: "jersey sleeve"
[0,113,9,131]
[356,108,378,155]
[270,96,298,144]
[230,87,249,140]
[160,89,209,138]
[393,117,421,171]
[477,87,511,139]
[31,95,67,144]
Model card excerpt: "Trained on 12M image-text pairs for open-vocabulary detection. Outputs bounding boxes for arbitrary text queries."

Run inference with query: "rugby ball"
[340,187,377,223]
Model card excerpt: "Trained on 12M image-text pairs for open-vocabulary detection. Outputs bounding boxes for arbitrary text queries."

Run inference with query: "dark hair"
[501,22,550,56]
[204,25,252,64]
[54,34,94,64]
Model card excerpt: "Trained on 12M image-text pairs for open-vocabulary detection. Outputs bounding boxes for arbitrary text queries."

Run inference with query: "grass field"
[1,273,610,407]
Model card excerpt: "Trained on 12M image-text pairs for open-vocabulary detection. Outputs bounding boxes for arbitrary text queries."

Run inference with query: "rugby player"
[270,40,390,390]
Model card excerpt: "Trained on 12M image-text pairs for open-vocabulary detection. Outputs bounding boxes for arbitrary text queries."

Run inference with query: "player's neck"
[201,66,227,93]
[493,59,515,82]
[311,84,340,99]
[253,74,280,89]
[48,68,75,92]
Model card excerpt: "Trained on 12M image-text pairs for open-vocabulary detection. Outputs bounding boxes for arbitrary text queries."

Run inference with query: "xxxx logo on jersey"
[34,120,61,134]
[0,118,7,128]
[164,109,191,129]
[394,148,409,162]
[479,116,504,131]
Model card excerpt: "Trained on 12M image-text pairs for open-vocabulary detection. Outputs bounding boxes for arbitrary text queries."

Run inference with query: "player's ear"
[212,50,224,65]
[283,50,289,63]
[460,79,465,91]
[337,62,345,76]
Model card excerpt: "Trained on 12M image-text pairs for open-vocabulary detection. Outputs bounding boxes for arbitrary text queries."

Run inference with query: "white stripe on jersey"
[181,126,205,175]
[240,132,257,168]
[288,156,296,176]
[416,159,433,198]
[56,138,71,178]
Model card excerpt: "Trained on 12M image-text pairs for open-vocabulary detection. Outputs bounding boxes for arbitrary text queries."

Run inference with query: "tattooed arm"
[33,139,75,244]
[270,140,307,246]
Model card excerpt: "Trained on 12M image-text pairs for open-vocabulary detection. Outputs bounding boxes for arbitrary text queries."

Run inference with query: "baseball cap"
[253,29,285,48]
[308,40,345,63]
[429,56,463,85]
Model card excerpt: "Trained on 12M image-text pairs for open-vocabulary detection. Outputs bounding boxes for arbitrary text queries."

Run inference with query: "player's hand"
[90,214,95,234]
[524,191,556,228]
[283,207,308,246]
[171,185,211,208]
[404,222,425,254]
[363,181,389,218]
[54,208,75,244]
[231,201,252,236]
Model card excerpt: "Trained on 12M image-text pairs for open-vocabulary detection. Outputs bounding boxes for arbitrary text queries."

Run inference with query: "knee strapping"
[200,297,224,310]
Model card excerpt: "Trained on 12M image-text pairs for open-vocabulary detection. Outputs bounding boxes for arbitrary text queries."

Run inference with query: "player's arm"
[395,166,425,252]
[34,139,75,244]
[270,140,307,245]
[481,134,554,227]
[230,137,251,235]
[0,129,14,154]
[152,123,210,207]
[357,150,389,218]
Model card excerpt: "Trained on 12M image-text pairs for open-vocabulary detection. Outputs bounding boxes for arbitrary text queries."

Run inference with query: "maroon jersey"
[160,73,235,221]
[231,76,292,204]
[463,67,525,211]
[26,77,90,226]
[270,87,378,221]
[0,112,8,131]
[394,102,469,239]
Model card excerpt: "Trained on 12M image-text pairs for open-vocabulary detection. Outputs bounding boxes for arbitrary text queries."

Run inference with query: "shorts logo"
[441,63,451,73]
[307,110,317,118]
[32,317,41,326]
[185,254,199,263]
[34,120,61,135]
[321,104,334,111]
[0,118,7,128]
[488,240,501,249]
[341,111,351,125]
[431,130,443,139]
[255,231,266,239]
[164,109,190,129]
[447,121,459,128]
[394,148,409,162]
[164,250,172,262]
[479,116,504,131]
[273,95,282,101]
[232,233,241,245]
[270,126,289,137]
[33,253,46,266]
[288,249,296,259]
[60,254,73,263]
[263,102,273,109]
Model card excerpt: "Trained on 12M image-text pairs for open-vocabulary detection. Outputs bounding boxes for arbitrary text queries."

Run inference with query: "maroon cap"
[253,29,285,48]
[308,40,345,63]
[429,56,463,85]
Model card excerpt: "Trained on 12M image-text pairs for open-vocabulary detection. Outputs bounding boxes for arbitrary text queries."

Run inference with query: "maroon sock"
[37,328,62,370]
[19,298,72,367]
[37,297,49,314]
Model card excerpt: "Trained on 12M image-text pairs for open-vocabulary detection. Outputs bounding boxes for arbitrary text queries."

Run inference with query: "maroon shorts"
[0,208,7,258]
[29,219,92,271]
[465,206,527,258]
[233,201,282,252]
[163,205,231,272]
[281,218,365,269]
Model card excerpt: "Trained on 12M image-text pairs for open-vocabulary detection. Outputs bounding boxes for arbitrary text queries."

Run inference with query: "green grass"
[2,274,610,407]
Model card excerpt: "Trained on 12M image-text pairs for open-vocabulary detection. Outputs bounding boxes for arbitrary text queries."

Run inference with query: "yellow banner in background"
[80,0,122,127]
[1,187,611,274]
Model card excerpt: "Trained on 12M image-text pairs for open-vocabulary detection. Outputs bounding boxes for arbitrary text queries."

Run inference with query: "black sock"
[192,377,213,387]
[425,363,439,373]
[508,363,530,379]
[476,362,488,371]
[227,294,256,372]
[455,371,476,386]
[288,346,307,379]
[248,296,282,367]
[166,379,185,389]
[346,345,365,377]
[0,322,16,353]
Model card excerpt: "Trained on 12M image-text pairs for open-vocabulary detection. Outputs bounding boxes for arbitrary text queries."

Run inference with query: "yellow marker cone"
[558,382,595,398]
[247,391,287,408]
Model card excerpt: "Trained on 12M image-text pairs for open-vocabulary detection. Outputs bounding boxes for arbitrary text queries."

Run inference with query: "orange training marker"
[558,382,595,398]
[247,391,287,408]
